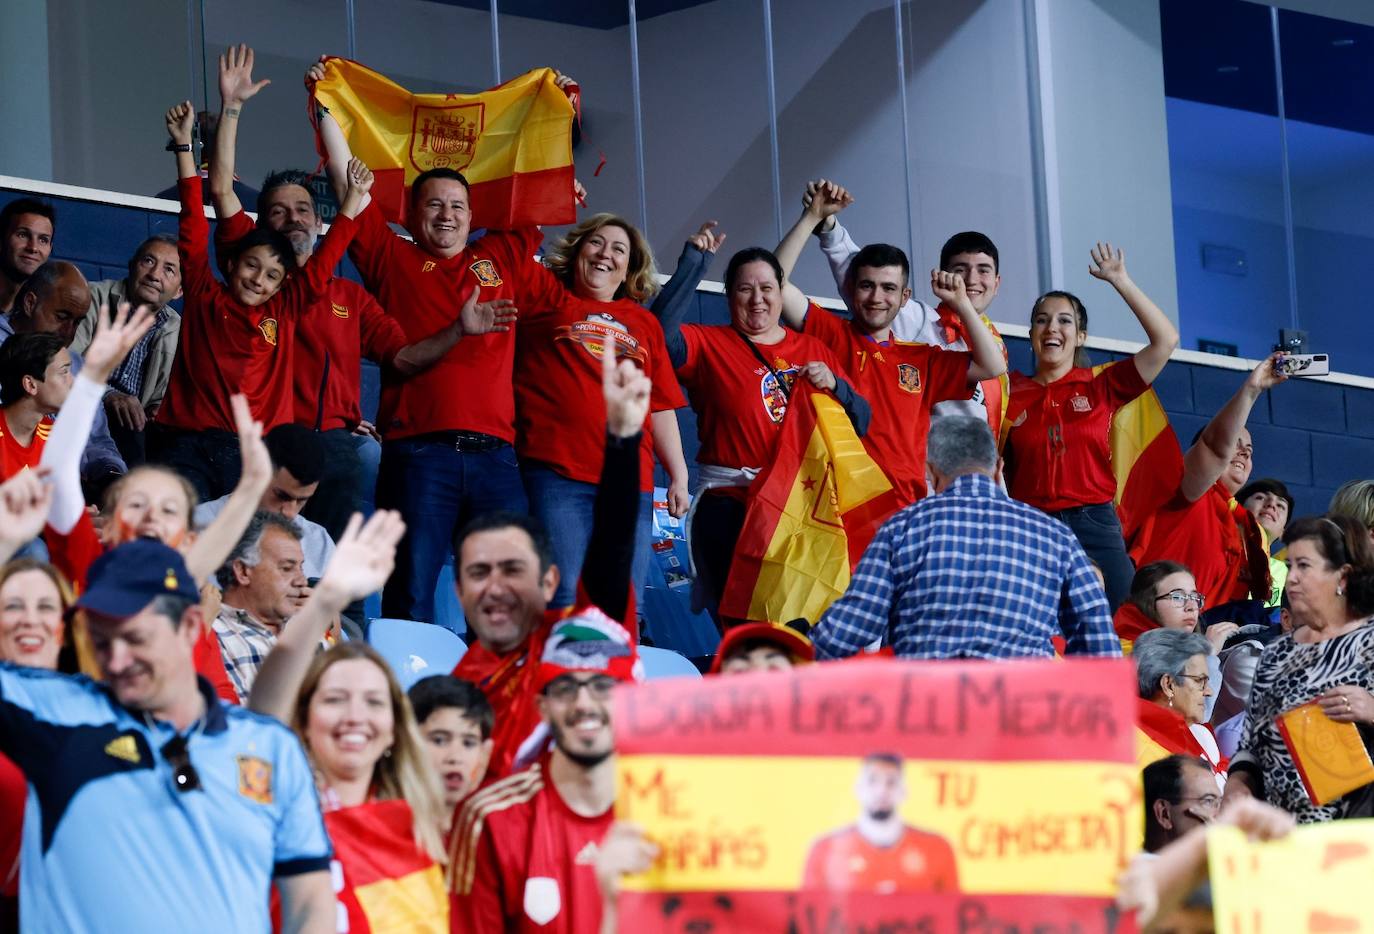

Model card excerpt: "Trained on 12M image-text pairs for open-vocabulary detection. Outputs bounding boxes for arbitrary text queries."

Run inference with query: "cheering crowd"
[0,43,1368,932]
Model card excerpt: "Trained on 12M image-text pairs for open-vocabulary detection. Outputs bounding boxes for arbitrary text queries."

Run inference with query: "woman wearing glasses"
[1001,242,1178,611]
[1228,515,1374,822]
[1133,628,1225,787]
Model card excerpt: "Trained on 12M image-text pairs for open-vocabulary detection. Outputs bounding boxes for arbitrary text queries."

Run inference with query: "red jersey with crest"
[801,825,960,894]
[450,759,611,934]
[158,177,354,432]
[0,416,49,477]
[675,324,846,474]
[347,201,555,441]
[215,211,409,432]
[514,280,684,491]
[802,303,971,504]
[1003,361,1149,512]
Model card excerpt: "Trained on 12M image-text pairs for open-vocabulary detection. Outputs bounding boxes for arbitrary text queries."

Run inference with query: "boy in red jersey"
[449,609,639,933]
[774,181,1006,506]
[149,98,373,502]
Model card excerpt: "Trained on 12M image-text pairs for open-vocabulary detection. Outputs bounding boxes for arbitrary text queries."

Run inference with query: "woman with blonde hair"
[513,212,710,612]
[1330,480,1374,533]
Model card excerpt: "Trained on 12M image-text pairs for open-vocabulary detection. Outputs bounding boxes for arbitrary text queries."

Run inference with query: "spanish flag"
[719,383,900,624]
[1096,363,1183,548]
[309,58,576,230]
[324,800,448,933]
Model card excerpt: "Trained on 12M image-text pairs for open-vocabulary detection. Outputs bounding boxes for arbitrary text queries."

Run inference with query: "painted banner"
[1208,820,1374,931]
[614,658,1141,931]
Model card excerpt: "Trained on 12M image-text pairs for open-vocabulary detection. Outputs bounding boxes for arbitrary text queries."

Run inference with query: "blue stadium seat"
[367,618,467,690]
[638,645,702,680]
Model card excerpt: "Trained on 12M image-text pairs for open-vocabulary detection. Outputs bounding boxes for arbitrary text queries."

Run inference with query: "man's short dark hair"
[148,592,197,629]
[844,243,910,293]
[453,510,554,575]
[0,198,56,235]
[1143,754,1212,849]
[257,170,320,219]
[1236,478,1295,521]
[11,261,68,319]
[408,675,494,739]
[264,424,326,487]
[939,231,999,273]
[222,228,296,276]
[0,332,66,406]
[127,232,179,274]
[410,168,471,210]
[862,752,903,769]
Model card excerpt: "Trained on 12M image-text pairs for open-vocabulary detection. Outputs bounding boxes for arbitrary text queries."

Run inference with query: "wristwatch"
[165,140,192,153]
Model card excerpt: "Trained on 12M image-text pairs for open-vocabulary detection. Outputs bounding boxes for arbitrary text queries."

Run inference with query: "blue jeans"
[378,438,527,623]
[523,464,653,614]
[1050,501,1134,611]
[351,432,382,516]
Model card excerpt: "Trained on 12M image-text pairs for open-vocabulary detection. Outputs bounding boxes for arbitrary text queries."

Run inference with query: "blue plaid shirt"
[812,473,1118,660]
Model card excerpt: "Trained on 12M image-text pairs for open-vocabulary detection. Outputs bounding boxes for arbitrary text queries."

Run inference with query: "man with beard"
[210,45,508,539]
[69,234,184,465]
[450,610,639,933]
[802,753,960,893]
[774,181,1006,506]
[0,199,54,315]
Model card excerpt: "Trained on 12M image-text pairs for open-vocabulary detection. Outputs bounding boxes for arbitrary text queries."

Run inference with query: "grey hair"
[926,416,997,476]
[1133,628,1210,699]
[215,510,302,591]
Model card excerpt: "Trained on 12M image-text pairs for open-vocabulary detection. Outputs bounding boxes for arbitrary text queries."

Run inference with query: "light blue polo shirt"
[0,664,331,933]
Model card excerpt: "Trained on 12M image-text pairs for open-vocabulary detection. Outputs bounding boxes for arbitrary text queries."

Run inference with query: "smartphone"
[1274,353,1330,378]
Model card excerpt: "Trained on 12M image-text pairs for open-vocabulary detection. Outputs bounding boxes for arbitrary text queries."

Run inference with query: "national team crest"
[760,367,799,424]
[258,317,278,346]
[237,755,273,804]
[897,363,922,394]
[470,259,503,287]
[410,102,484,172]
[330,302,350,319]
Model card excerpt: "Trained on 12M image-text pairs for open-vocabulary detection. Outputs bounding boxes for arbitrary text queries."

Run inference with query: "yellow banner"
[1209,820,1374,931]
[617,754,1140,897]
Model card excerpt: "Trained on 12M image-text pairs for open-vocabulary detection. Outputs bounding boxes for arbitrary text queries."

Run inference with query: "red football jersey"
[348,202,557,441]
[450,759,611,934]
[1003,361,1149,512]
[0,416,48,478]
[802,304,971,503]
[1135,481,1264,607]
[158,177,354,432]
[514,280,684,491]
[801,825,960,894]
[676,324,847,473]
[216,211,408,431]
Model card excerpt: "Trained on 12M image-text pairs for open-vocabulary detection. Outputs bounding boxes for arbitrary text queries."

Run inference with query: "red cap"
[709,622,815,674]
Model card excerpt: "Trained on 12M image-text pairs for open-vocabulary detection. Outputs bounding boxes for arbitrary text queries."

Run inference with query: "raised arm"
[182,396,273,585]
[655,222,723,368]
[1088,243,1179,384]
[579,342,652,622]
[929,270,1006,386]
[1179,354,1286,503]
[211,44,271,221]
[306,57,364,211]
[291,158,371,300]
[777,180,852,328]
[248,510,406,722]
[43,299,154,533]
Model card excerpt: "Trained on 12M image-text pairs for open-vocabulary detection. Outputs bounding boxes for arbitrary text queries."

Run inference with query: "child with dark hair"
[408,674,495,809]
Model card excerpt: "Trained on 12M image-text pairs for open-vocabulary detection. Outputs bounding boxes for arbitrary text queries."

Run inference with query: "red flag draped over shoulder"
[309,58,576,230]
[719,383,900,624]
[323,800,448,933]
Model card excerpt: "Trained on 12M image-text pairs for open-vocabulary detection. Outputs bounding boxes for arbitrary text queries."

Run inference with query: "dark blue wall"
[5,186,1364,521]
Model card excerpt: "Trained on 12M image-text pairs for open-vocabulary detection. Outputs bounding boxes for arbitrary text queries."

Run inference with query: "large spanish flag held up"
[613,658,1142,931]
[718,382,901,625]
[309,58,576,230]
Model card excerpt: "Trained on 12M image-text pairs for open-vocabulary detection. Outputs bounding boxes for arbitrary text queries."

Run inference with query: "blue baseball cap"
[73,540,200,619]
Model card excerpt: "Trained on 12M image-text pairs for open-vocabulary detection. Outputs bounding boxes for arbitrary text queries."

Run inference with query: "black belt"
[411,430,508,453]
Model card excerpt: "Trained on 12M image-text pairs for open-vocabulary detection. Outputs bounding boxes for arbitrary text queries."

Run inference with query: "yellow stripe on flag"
[616,754,1140,897]
[1092,362,1172,506]
[743,395,892,622]
[353,864,448,933]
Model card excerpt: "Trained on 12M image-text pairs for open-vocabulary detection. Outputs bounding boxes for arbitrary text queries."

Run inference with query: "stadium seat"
[638,645,702,680]
[368,618,467,690]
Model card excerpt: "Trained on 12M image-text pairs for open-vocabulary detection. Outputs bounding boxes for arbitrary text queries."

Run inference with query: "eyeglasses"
[1155,589,1206,610]
[1175,793,1222,811]
[1172,673,1210,689]
[543,675,617,703]
[161,735,201,793]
